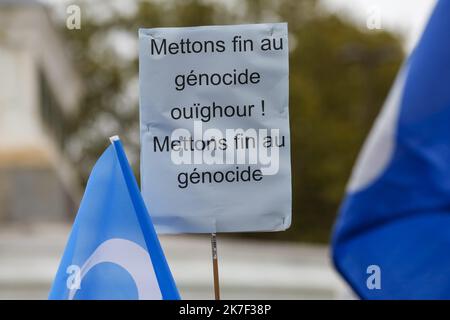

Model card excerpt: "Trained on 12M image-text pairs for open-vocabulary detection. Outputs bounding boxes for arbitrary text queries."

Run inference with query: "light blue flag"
[332,0,450,299]
[49,136,180,300]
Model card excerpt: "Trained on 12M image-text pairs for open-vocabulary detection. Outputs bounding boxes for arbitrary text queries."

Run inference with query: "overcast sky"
[320,0,437,52]
[45,0,438,53]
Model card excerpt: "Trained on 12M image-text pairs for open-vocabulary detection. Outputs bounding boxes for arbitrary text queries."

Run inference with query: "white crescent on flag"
[68,238,161,300]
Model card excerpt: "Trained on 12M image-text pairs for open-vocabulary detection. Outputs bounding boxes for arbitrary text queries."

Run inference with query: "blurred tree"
[53,0,403,243]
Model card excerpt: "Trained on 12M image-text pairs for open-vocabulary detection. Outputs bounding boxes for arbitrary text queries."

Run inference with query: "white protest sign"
[139,23,291,233]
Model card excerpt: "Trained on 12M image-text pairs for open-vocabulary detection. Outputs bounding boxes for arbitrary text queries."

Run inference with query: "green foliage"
[55,0,403,243]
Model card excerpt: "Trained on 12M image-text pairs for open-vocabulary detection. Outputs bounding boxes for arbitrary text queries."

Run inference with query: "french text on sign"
[139,23,291,233]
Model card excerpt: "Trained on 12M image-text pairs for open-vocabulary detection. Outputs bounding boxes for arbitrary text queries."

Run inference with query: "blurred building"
[0,1,82,222]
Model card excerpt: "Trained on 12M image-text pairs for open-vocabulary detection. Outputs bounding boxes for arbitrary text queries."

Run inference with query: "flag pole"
[211,233,220,300]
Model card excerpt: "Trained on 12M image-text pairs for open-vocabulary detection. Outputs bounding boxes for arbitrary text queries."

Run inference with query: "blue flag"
[332,1,450,299]
[49,137,180,300]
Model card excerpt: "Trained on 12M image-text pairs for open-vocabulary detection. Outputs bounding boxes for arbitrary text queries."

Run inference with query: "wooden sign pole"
[211,233,220,300]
